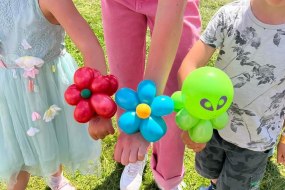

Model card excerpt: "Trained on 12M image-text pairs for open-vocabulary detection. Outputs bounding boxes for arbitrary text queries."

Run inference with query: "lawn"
[1,0,285,189]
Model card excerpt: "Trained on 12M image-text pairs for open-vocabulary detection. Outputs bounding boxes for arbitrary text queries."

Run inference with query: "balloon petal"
[91,94,117,118]
[74,67,94,89]
[189,120,213,143]
[175,109,199,131]
[115,88,139,110]
[64,84,81,105]
[106,75,119,96]
[211,112,229,130]
[118,111,141,134]
[74,100,94,123]
[137,80,156,104]
[171,91,184,112]
[151,95,174,117]
[140,116,167,142]
[90,75,111,94]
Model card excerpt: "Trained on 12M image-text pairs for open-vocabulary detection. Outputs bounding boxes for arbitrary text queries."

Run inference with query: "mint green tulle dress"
[0,0,101,184]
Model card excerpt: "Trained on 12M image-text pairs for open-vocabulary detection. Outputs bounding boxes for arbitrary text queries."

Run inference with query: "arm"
[40,0,114,139]
[178,40,215,152]
[178,40,215,87]
[177,5,226,151]
[39,0,107,74]
[113,0,189,164]
[144,0,188,94]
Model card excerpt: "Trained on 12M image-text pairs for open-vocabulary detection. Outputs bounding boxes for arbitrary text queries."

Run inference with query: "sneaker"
[199,187,212,190]
[47,175,76,190]
[120,155,147,190]
[199,182,216,190]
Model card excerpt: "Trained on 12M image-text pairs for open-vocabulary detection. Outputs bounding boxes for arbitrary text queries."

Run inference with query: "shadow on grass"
[142,181,160,190]
[93,163,124,190]
[93,161,158,190]
[140,162,159,190]
[261,159,285,190]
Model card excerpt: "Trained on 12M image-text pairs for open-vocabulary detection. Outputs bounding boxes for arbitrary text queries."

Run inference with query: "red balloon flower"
[64,67,118,123]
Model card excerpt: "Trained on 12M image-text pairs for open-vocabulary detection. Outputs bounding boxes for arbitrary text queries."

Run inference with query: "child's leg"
[196,130,270,190]
[101,6,149,167]
[52,165,63,177]
[46,165,75,190]
[9,171,30,190]
[101,0,147,91]
[216,143,269,189]
[102,0,201,189]
[195,130,226,185]
[101,0,149,165]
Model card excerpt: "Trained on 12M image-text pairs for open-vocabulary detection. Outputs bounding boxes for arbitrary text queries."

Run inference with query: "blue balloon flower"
[115,80,174,142]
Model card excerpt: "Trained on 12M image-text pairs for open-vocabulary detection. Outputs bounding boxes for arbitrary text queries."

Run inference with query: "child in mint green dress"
[0,0,114,189]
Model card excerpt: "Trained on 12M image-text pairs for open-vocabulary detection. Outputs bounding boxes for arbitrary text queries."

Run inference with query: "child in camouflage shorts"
[178,0,285,189]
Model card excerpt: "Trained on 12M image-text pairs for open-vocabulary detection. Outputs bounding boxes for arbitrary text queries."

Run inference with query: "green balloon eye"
[217,96,227,110]
[200,98,213,111]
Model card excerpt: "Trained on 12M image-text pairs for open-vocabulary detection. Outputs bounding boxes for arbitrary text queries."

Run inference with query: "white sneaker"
[120,156,147,190]
[47,175,76,190]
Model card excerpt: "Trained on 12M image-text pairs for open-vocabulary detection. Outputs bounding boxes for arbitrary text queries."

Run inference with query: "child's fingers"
[185,143,195,150]
[184,140,198,150]
[92,135,99,140]
[181,131,193,146]
[188,144,198,151]
[114,142,123,163]
[97,131,108,139]
[121,148,131,165]
[88,125,99,140]
[129,148,139,163]
[193,144,206,153]
[107,125,115,135]
[94,126,107,139]
[192,148,200,153]
[138,145,148,161]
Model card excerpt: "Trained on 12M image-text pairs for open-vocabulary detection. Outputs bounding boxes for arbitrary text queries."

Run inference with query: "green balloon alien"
[172,66,234,143]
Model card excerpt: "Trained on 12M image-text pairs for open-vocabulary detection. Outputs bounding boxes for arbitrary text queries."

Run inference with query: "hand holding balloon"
[172,67,234,143]
[64,67,118,123]
[181,131,206,152]
[115,80,174,142]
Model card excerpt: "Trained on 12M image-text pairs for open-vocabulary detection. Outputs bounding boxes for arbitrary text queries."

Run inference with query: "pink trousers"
[101,0,201,189]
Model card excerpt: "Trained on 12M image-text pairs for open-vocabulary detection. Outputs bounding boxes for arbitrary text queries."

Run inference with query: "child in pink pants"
[101,0,201,189]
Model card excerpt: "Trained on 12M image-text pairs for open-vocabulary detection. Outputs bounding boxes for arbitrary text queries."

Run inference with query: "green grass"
[1,0,285,189]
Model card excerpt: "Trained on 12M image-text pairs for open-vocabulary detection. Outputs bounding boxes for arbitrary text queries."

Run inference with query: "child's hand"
[88,116,114,140]
[114,132,150,165]
[181,131,206,152]
[277,142,285,165]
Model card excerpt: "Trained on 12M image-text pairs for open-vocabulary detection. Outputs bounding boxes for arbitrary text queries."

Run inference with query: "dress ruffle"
[0,53,101,184]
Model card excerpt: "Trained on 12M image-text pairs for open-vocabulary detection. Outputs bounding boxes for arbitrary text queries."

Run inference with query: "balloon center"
[136,103,151,119]
[81,89,92,99]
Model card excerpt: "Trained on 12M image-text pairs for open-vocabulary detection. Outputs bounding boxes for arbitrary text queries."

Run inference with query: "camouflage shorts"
[195,130,271,190]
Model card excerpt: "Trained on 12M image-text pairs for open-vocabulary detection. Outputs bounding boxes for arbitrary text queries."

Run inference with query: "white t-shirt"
[201,0,285,151]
